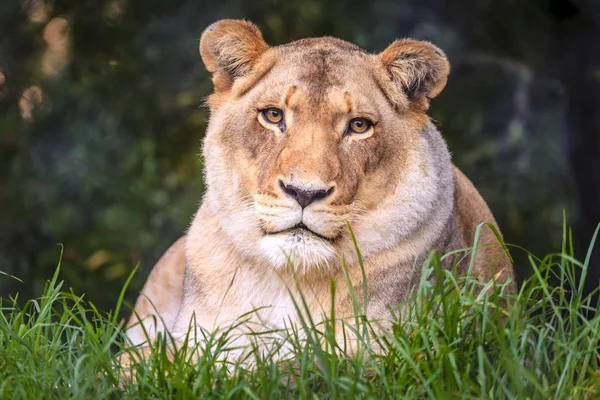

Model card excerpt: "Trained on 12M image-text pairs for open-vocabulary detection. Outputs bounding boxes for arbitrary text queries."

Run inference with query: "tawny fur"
[126,19,513,355]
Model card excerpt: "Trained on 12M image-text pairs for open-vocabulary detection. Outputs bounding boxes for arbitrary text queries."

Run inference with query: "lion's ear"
[200,19,268,90]
[379,39,450,111]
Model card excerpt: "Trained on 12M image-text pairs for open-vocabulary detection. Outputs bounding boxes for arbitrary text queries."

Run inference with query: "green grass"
[2,223,600,399]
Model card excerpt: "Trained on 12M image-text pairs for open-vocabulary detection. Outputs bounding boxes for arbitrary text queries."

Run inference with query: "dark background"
[1,0,599,313]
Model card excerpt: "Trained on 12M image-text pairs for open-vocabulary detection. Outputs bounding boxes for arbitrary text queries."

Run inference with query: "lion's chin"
[258,228,338,274]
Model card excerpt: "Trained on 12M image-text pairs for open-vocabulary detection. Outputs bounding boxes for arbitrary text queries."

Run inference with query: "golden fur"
[126,19,513,353]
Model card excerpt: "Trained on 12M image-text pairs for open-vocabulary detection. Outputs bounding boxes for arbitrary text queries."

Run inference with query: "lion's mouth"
[266,223,338,243]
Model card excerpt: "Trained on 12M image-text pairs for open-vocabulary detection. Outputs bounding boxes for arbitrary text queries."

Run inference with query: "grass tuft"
[1,224,600,398]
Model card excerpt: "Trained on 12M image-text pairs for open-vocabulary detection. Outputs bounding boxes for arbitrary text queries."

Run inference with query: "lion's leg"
[126,236,187,346]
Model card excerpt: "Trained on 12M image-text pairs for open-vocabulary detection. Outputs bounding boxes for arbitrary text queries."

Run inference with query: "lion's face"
[199,21,450,272]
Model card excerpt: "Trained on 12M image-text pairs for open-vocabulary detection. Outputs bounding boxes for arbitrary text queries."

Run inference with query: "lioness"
[126,19,513,354]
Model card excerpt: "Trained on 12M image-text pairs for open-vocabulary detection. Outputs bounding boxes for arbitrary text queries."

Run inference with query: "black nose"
[279,180,334,208]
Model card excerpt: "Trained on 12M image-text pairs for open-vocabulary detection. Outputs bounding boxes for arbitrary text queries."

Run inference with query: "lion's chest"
[209,270,328,330]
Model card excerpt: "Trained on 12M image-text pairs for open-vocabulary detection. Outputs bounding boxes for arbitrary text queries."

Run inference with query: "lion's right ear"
[200,19,269,91]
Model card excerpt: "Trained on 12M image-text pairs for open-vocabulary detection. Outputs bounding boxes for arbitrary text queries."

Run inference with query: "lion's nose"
[279,180,334,208]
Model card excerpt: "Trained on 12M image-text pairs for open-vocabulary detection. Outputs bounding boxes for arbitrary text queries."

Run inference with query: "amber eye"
[261,108,284,124]
[347,118,373,134]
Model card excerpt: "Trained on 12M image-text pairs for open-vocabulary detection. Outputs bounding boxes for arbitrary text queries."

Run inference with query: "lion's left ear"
[379,39,450,111]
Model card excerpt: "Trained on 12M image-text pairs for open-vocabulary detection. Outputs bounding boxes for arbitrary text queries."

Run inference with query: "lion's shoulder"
[453,167,513,283]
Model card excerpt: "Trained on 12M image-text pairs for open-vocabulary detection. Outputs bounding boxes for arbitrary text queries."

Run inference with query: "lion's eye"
[347,118,373,134]
[261,108,284,124]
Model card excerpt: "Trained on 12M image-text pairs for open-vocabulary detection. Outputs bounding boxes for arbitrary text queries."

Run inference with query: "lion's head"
[198,20,454,273]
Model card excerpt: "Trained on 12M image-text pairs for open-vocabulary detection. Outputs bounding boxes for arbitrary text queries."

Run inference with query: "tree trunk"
[553,0,600,291]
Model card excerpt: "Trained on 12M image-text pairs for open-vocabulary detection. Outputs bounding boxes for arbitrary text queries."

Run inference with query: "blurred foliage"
[0,0,598,312]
